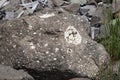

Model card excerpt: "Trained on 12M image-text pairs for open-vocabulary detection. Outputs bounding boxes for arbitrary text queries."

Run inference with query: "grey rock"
[80,8,89,15]
[112,0,120,17]
[52,0,65,6]
[0,64,34,80]
[0,0,10,8]
[99,24,110,38]
[4,11,14,20]
[91,27,100,40]
[69,78,91,80]
[2,0,20,11]
[93,5,103,18]
[19,1,39,14]
[86,0,98,6]
[69,0,87,5]
[112,61,120,75]
[62,3,80,14]
[99,19,120,38]
[80,5,96,16]
[38,0,54,8]
[0,13,109,78]
[112,0,120,13]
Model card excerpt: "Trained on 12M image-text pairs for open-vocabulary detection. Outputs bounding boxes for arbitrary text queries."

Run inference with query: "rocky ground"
[0,0,120,80]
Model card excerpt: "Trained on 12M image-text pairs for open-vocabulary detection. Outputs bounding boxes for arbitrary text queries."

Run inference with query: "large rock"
[0,64,34,80]
[2,0,20,11]
[80,5,96,16]
[52,0,65,6]
[69,0,87,5]
[0,13,109,78]
[62,3,80,14]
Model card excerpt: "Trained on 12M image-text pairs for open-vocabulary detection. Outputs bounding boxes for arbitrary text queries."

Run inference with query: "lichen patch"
[39,13,55,18]
[64,26,82,45]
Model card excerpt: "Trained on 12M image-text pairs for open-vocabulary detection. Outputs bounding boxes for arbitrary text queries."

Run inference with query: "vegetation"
[99,1,120,61]
[99,19,120,61]
[98,61,120,80]
[97,0,120,80]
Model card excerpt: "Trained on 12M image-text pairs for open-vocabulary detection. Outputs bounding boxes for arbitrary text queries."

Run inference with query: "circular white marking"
[64,26,82,45]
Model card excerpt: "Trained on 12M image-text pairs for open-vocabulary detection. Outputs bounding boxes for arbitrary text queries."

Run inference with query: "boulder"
[80,5,96,16]
[2,0,20,11]
[69,0,87,5]
[0,64,34,80]
[52,0,65,6]
[62,3,80,14]
[0,13,109,78]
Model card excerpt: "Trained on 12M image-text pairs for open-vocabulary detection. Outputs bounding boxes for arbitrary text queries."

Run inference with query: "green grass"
[98,61,120,80]
[99,1,120,61]
[97,1,120,80]
[99,19,120,60]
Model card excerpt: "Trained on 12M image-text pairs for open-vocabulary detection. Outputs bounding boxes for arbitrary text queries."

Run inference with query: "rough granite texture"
[0,65,34,80]
[0,13,109,78]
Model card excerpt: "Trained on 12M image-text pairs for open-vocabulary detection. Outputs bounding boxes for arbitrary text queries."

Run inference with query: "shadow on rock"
[16,67,89,80]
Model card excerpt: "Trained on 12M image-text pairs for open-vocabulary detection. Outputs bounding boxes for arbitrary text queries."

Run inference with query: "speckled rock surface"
[0,64,34,80]
[0,13,109,78]
[69,0,87,5]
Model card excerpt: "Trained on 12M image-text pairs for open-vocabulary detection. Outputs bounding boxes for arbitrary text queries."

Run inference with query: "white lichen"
[64,26,82,45]
[44,43,48,47]
[53,58,57,61]
[55,48,59,52]
[33,32,37,34]
[28,25,33,30]
[45,51,49,54]
[30,45,35,49]
[29,42,35,49]
[39,13,55,18]
[36,60,40,63]
[67,48,73,53]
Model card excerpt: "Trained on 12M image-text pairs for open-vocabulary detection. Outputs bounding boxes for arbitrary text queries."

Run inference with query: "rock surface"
[52,0,65,6]
[0,13,109,78]
[62,3,80,14]
[69,0,87,5]
[112,0,120,18]
[69,78,91,80]
[0,64,34,80]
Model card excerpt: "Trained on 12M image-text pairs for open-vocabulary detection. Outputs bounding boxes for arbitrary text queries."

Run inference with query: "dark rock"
[0,64,34,80]
[0,10,6,20]
[90,16,101,27]
[0,13,109,78]
[103,0,113,4]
